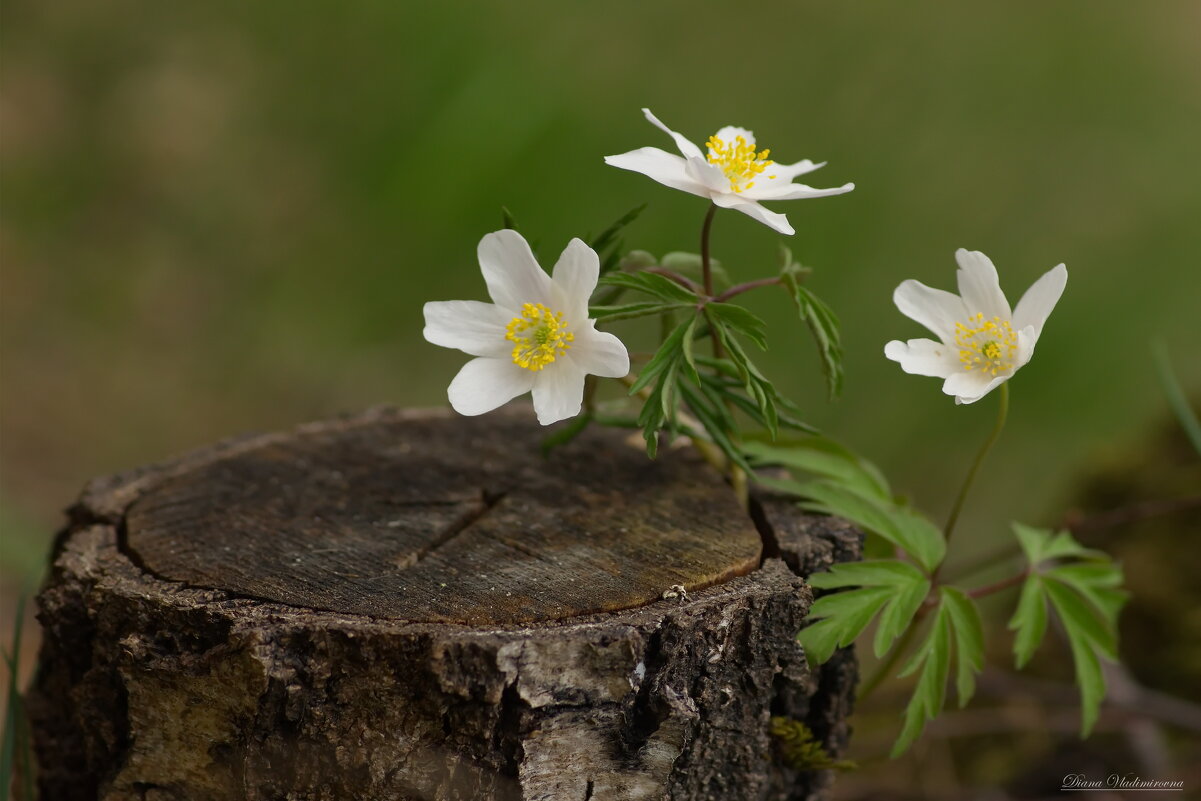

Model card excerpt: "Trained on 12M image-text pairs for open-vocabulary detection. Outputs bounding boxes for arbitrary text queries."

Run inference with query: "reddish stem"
[713,276,782,303]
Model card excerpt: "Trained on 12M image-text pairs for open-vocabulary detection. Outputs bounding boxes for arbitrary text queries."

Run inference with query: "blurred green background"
[2,0,1199,796]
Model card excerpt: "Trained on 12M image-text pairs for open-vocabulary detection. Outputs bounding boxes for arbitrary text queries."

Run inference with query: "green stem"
[700,202,717,297]
[941,382,1010,549]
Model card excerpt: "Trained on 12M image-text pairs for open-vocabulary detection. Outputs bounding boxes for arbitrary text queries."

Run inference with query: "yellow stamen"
[505,302,574,371]
[954,313,1018,376]
[706,134,774,193]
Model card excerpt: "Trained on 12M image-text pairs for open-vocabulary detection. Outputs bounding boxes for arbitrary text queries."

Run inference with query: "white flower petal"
[422,301,509,358]
[604,148,709,197]
[642,108,704,160]
[532,359,587,425]
[769,158,826,180]
[743,181,855,202]
[1014,325,1038,370]
[942,370,1007,405]
[893,280,968,343]
[711,125,756,148]
[1012,263,1067,340]
[571,327,630,379]
[478,230,553,313]
[712,197,794,235]
[551,238,599,323]
[447,357,535,417]
[955,249,1011,321]
[884,338,957,378]
[684,156,729,193]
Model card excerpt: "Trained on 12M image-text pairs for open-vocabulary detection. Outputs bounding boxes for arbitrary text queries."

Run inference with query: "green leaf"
[1066,626,1106,737]
[1152,340,1201,456]
[629,318,692,394]
[806,559,926,589]
[780,255,843,398]
[710,320,782,438]
[590,301,693,323]
[799,586,892,665]
[891,605,952,757]
[599,270,699,304]
[706,302,769,350]
[941,587,985,707]
[1043,577,1119,736]
[873,575,930,659]
[793,480,945,573]
[1008,575,1048,669]
[500,206,519,231]
[803,560,929,661]
[744,438,891,502]
[675,379,752,475]
[794,618,844,668]
[1048,562,1128,622]
[1044,577,1118,660]
[590,203,648,275]
[1013,523,1106,566]
[632,318,695,457]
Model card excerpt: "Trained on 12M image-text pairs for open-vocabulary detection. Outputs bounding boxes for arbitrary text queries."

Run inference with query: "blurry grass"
[2,1,1199,576]
[1,596,35,801]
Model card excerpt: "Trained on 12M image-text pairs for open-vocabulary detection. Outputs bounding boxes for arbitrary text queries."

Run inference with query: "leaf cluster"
[594,268,818,463]
[747,439,944,573]
[1007,523,1127,736]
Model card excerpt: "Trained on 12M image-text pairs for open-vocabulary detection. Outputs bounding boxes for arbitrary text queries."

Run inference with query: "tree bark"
[28,406,860,801]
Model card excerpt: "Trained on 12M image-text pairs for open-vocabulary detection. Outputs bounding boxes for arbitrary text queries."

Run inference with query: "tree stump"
[28,407,861,801]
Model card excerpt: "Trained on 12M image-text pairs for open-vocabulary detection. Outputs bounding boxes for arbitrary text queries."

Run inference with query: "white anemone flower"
[885,249,1067,404]
[423,230,630,425]
[603,108,854,236]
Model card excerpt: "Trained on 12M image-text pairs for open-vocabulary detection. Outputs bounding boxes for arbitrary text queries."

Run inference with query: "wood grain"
[120,407,761,625]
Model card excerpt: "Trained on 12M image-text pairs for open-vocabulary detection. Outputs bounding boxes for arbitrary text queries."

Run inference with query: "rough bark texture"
[28,407,861,801]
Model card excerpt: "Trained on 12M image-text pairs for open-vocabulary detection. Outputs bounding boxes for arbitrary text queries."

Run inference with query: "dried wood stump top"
[112,406,763,626]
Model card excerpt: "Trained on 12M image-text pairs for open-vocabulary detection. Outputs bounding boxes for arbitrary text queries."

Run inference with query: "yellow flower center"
[506,302,574,371]
[706,134,776,193]
[954,313,1018,376]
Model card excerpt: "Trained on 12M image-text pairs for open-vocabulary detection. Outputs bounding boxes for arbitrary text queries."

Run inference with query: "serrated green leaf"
[1044,578,1118,660]
[590,301,692,323]
[707,302,769,350]
[744,438,890,502]
[891,606,952,757]
[941,587,985,707]
[1066,627,1106,737]
[675,379,752,475]
[873,576,930,659]
[800,586,892,665]
[1043,577,1117,736]
[796,617,845,667]
[806,559,926,589]
[599,270,699,304]
[802,560,928,661]
[794,480,944,573]
[1013,523,1107,566]
[780,262,843,398]
[590,203,648,275]
[1049,562,1129,623]
[629,318,692,394]
[1008,575,1047,669]
[680,315,701,384]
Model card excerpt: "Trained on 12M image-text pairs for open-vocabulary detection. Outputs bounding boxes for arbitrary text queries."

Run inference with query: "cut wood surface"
[29,406,861,801]
[120,407,762,625]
